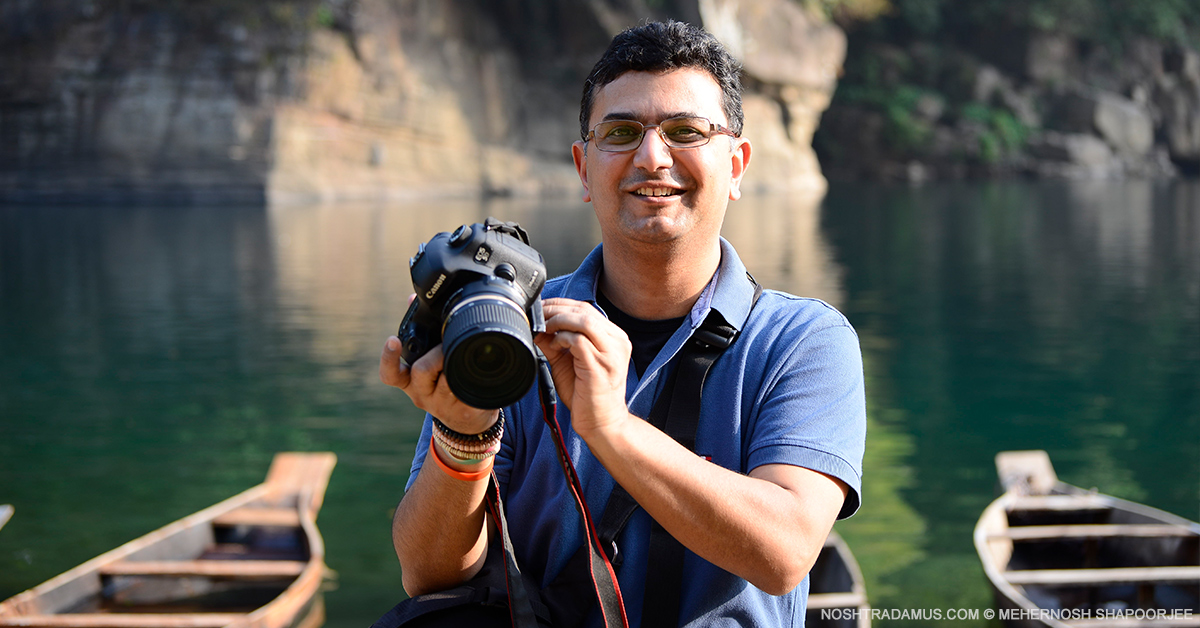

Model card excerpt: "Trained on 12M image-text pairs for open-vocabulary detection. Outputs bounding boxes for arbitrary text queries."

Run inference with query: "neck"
[598,238,721,320]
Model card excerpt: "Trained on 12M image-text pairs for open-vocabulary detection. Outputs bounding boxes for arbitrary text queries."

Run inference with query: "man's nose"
[632,126,674,171]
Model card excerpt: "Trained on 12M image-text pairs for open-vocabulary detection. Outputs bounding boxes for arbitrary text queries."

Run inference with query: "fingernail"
[386,336,401,351]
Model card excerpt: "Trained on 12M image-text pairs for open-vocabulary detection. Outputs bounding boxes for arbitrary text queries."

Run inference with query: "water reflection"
[721,190,844,306]
[824,179,1199,624]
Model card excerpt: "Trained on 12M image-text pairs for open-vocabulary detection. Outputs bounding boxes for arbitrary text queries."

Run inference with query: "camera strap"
[480,354,629,628]
[539,272,763,627]
[537,357,630,628]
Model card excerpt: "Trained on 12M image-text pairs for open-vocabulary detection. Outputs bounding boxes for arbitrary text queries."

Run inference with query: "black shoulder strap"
[484,473,542,627]
[641,276,761,627]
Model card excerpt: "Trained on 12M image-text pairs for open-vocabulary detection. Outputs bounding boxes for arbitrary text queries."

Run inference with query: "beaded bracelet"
[432,410,505,450]
[433,431,503,461]
[429,439,493,482]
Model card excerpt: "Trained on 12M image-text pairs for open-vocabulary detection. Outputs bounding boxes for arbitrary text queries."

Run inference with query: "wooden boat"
[975,450,1200,628]
[805,530,872,628]
[0,505,12,532]
[0,452,337,628]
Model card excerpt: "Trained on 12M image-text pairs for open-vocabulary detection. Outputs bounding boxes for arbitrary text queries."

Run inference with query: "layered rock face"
[0,0,844,204]
[816,28,1200,181]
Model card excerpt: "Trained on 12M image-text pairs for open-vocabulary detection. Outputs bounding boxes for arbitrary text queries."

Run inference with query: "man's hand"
[380,333,498,435]
[534,298,632,437]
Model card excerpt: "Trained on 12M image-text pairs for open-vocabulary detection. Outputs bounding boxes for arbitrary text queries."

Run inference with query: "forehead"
[588,67,726,127]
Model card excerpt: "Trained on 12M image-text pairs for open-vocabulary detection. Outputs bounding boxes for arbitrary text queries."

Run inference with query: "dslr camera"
[397,218,547,409]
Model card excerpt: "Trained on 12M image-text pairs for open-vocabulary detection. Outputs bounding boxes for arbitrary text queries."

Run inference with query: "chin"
[620,215,690,244]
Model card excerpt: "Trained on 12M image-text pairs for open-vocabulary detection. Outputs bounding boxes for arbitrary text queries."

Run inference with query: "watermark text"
[820,607,1196,622]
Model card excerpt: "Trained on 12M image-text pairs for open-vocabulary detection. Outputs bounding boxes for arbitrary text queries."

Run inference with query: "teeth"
[636,187,676,197]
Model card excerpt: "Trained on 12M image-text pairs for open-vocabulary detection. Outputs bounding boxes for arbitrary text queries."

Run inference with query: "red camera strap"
[536,359,629,628]
[483,357,628,628]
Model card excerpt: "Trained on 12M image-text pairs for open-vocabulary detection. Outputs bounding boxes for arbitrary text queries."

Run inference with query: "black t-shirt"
[596,290,685,378]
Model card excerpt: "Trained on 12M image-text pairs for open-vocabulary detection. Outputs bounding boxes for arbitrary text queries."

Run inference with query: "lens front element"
[442,297,537,409]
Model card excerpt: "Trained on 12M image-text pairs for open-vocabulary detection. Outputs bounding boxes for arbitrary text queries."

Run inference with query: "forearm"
[582,416,844,595]
[391,454,492,597]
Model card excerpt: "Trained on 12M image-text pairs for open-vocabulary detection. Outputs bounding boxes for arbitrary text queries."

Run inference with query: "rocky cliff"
[815,26,1200,181]
[0,0,844,204]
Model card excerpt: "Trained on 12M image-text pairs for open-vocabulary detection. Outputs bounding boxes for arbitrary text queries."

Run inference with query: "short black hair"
[579,20,744,140]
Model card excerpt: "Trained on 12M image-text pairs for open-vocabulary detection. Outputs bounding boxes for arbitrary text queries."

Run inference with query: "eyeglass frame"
[583,116,740,152]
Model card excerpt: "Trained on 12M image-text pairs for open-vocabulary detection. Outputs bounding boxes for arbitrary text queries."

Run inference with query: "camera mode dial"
[449,224,471,246]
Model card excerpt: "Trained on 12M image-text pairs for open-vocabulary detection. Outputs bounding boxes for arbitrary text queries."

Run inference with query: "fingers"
[380,291,416,389]
[381,339,447,399]
[380,336,411,389]
[407,345,446,400]
[379,336,444,400]
[381,337,498,429]
[538,298,631,391]
[541,299,631,352]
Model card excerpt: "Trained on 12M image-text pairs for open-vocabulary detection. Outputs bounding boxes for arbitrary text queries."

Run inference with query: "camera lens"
[442,296,537,409]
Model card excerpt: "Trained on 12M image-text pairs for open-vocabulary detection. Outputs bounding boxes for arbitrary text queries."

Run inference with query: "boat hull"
[805,531,872,628]
[975,451,1200,628]
[0,453,336,628]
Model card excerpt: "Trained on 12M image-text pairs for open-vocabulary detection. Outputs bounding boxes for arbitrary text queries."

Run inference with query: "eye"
[599,122,642,144]
[663,119,708,143]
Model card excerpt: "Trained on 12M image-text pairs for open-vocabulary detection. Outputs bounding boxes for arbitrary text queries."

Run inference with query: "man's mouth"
[633,187,681,197]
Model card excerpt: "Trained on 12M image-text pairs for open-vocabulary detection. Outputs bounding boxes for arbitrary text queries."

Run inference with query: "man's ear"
[728,137,752,201]
[571,140,592,203]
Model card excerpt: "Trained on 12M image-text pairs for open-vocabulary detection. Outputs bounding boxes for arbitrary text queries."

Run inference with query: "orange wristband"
[429,439,493,482]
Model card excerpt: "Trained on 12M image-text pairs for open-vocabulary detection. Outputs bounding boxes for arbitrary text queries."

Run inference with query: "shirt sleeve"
[404,415,435,492]
[744,312,867,519]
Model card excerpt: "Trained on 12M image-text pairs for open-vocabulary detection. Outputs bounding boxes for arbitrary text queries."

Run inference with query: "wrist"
[433,432,502,462]
[433,410,504,450]
[429,439,494,481]
[572,407,634,446]
[436,409,501,438]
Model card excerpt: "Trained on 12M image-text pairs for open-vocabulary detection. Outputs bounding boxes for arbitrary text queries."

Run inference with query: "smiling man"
[381,20,866,627]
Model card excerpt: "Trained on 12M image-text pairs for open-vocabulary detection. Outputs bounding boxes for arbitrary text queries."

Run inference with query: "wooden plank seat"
[1007,495,1113,512]
[211,508,300,528]
[0,613,245,628]
[99,560,307,579]
[1004,566,1200,586]
[995,524,1200,541]
[806,592,868,610]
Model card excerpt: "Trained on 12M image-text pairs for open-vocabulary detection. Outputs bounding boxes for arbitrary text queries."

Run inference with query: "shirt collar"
[689,237,756,332]
[558,243,606,303]
[561,237,756,332]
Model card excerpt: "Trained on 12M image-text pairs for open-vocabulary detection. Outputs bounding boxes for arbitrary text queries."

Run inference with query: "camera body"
[398,219,546,409]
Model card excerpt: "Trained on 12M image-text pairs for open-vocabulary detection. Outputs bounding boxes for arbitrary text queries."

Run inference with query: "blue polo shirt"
[407,238,866,627]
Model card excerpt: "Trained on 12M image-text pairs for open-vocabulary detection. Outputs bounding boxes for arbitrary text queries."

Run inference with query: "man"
[381,20,865,627]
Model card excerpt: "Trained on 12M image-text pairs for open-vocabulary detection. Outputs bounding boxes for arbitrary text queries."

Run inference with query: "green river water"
[1,179,1197,626]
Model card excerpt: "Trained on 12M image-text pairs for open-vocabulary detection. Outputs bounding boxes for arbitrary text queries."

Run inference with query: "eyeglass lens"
[591,117,719,152]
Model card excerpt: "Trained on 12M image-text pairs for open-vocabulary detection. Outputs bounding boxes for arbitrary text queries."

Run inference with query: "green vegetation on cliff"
[876,0,1200,47]
[814,0,1200,180]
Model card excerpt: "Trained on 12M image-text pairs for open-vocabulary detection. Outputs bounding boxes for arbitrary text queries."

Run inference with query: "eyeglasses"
[585,116,739,152]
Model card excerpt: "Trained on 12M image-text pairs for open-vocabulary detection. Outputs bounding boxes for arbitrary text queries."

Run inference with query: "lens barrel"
[442,296,537,409]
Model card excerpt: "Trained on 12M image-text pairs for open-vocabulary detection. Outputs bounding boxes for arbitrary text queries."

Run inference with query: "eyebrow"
[600,111,701,123]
